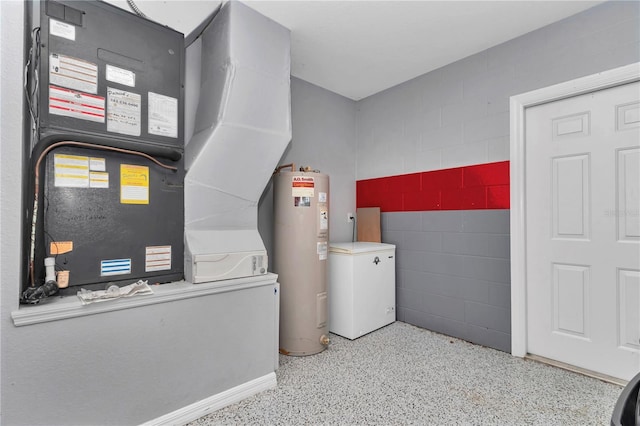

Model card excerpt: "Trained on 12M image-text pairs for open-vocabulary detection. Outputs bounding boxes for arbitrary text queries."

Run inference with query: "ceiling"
[107,0,605,100]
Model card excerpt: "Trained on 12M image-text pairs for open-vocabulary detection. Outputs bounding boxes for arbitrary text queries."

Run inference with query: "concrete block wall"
[357,161,511,351]
[356,1,640,352]
[382,210,511,352]
[356,1,640,180]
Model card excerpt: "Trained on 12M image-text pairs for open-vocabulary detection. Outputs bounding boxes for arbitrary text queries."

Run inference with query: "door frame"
[510,62,640,358]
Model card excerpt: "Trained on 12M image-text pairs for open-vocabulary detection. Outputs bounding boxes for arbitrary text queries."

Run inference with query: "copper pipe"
[273,163,295,175]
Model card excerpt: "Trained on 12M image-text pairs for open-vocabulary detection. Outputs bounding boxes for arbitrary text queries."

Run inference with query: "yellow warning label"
[90,171,109,188]
[56,164,88,170]
[55,154,89,162]
[50,241,73,255]
[54,153,89,188]
[120,164,149,204]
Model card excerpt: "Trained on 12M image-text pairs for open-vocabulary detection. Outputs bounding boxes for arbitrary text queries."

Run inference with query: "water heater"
[274,166,330,356]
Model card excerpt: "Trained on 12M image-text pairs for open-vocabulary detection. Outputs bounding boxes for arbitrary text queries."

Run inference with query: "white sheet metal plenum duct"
[183,1,291,283]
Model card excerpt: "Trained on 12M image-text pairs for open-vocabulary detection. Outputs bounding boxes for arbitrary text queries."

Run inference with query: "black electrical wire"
[24,27,41,143]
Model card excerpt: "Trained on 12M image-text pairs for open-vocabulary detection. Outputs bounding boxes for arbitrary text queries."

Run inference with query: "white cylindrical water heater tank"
[274,166,330,356]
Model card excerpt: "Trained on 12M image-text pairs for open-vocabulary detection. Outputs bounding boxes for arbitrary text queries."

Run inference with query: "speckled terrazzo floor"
[187,321,622,425]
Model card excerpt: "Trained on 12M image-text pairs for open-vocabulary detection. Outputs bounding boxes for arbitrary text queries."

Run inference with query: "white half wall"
[1,2,282,424]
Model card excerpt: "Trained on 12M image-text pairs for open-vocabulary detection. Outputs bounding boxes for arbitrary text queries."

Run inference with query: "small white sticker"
[50,19,75,41]
[318,192,327,203]
[89,172,109,188]
[107,88,141,136]
[148,92,178,138]
[50,53,98,94]
[317,242,328,260]
[145,246,172,272]
[57,270,70,289]
[89,157,106,171]
[320,210,328,230]
[106,64,136,87]
[294,197,311,207]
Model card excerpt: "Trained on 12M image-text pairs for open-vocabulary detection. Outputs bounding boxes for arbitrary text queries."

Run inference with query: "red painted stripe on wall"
[356,161,510,212]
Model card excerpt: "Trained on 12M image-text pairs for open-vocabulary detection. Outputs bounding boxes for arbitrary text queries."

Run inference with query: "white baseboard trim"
[142,372,277,426]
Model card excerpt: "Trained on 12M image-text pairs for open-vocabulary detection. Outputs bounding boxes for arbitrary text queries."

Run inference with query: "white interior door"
[525,81,640,381]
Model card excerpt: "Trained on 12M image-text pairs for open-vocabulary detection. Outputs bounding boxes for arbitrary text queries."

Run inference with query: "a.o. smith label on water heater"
[145,246,172,272]
[292,176,314,197]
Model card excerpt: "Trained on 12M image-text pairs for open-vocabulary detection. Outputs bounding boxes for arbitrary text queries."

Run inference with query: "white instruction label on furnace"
[292,176,315,197]
[107,88,141,136]
[50,19,75,41]
[101,259,132,276]
[318,192,327,203]
[49,85,105,123]
[320,210,328,230]
[317,242,328,260]
[148,92,178,138]
[54,153,89,188]
[145,245,172,272]
[89,172,109,188]
[106,64,136,87]
[89,157,106,171]
[50,53,98,94]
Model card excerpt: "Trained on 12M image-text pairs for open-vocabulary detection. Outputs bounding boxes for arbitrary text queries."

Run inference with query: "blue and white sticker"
[101,258,132,276]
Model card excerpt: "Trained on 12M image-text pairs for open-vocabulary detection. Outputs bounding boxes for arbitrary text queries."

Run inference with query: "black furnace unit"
[25,0,185,296]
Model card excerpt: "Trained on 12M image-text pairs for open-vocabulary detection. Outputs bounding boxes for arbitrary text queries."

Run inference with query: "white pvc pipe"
[44,257,56,283]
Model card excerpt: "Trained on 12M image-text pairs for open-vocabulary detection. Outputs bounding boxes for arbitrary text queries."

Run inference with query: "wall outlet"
[347,213,354,223]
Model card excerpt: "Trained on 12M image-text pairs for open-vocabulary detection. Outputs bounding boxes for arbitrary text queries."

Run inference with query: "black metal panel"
[42,146,184,292]
[25,0,186,295]
[37,0,185,150]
